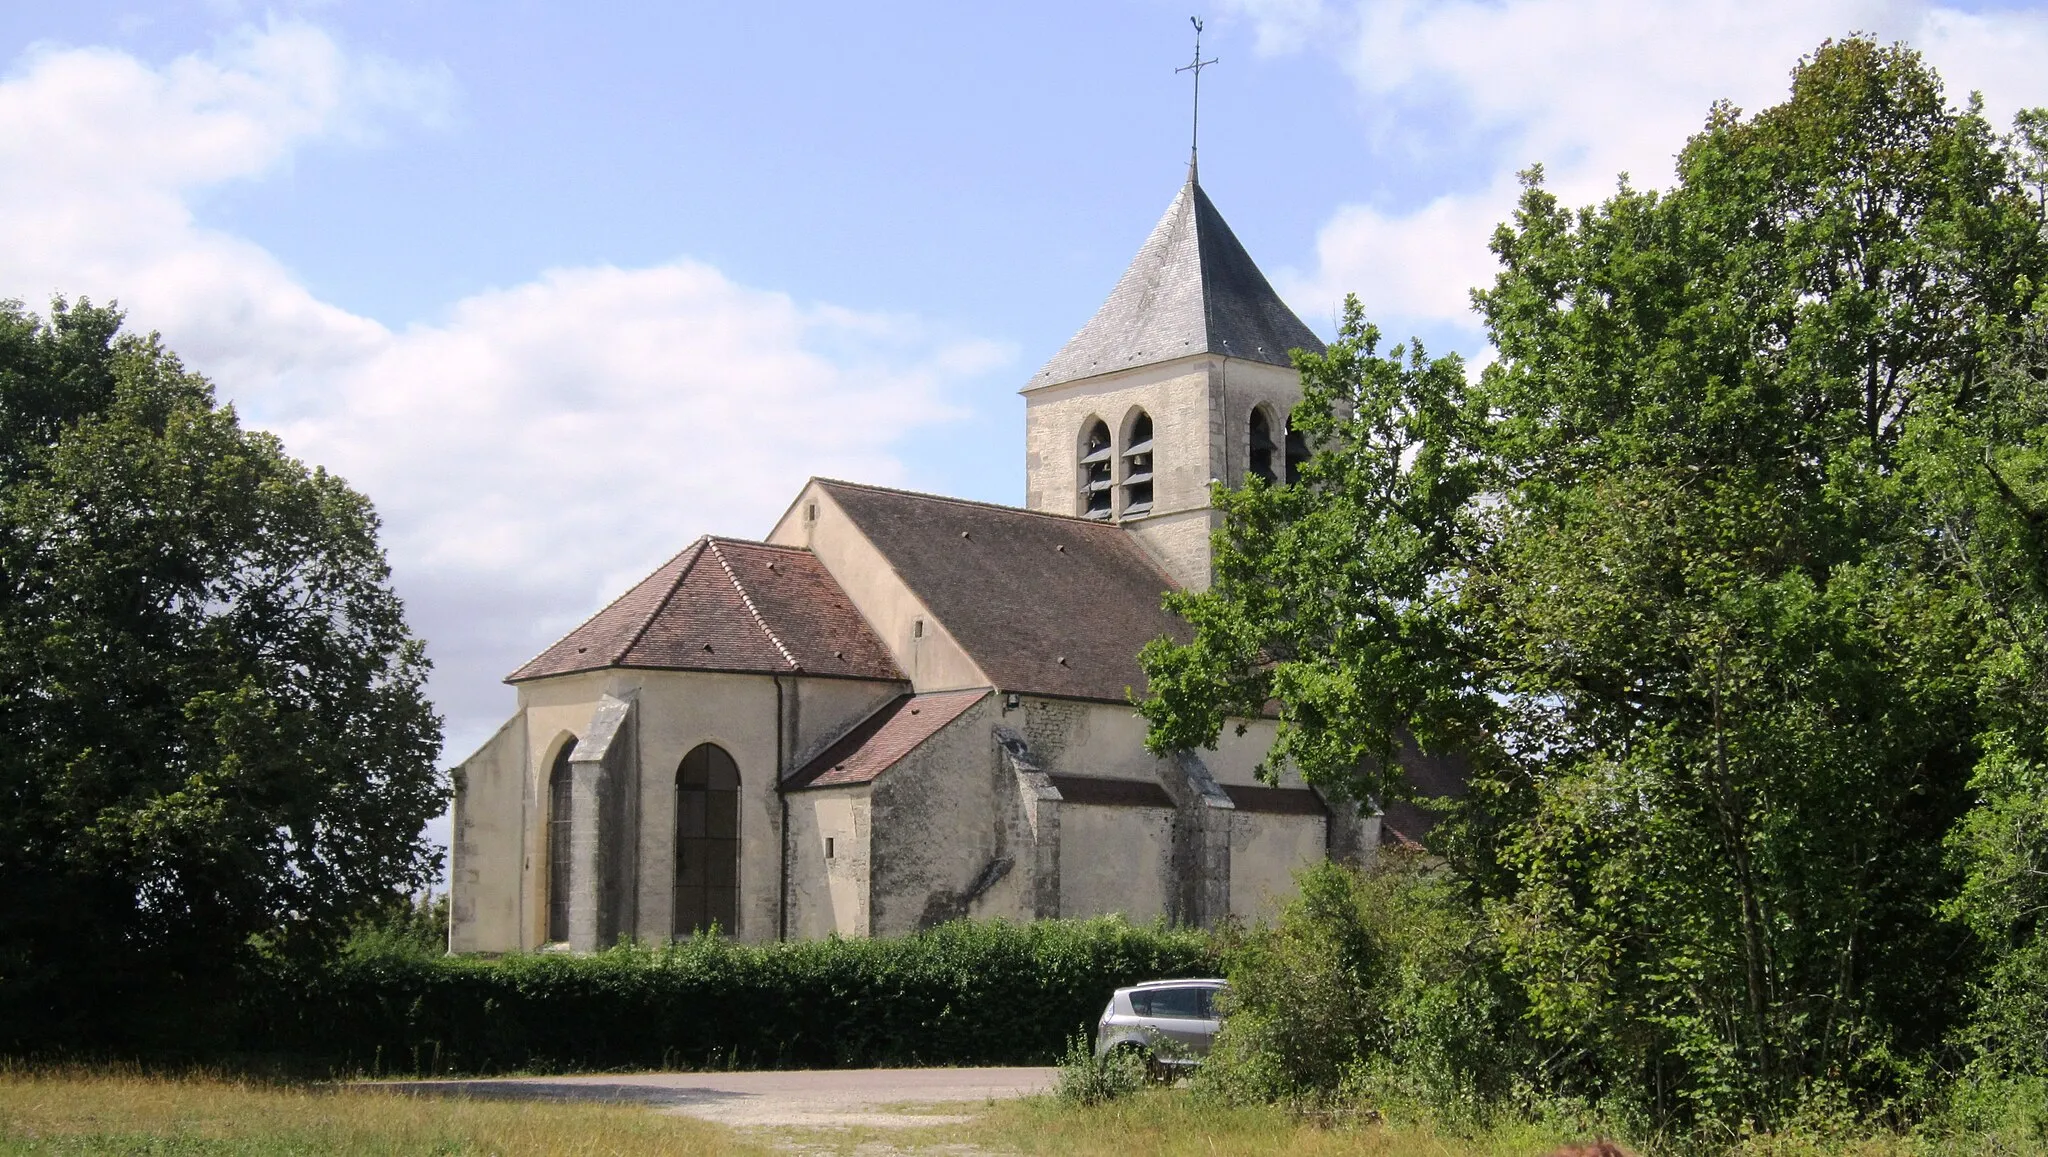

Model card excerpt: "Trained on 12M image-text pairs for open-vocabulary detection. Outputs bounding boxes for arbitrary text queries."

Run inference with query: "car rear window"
[1130,985,1213,1019]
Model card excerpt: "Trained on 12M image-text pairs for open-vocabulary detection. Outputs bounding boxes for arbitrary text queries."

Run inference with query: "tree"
[1140,39,2048,1131]
[0,299,443,1048]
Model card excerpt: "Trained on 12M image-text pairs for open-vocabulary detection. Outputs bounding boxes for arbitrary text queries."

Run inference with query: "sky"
[4,0,2048,856]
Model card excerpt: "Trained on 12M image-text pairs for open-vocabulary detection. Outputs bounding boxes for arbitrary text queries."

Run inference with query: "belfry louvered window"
[1284,424,1309,485]
[675,743,740,937]
[1079,418,1113,519]
[1249,408,1277,484]
[546,740,576,943]
[1121,411,1154,517]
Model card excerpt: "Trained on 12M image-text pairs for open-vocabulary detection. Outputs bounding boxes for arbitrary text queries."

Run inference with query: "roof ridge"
[705,535,815,554]
[813,478,1117,527]
[619,535,713,664]
[506,538,707,677]
[707,538,800,671]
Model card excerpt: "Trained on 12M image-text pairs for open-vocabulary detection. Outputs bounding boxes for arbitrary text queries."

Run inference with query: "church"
[448,171,1415,953]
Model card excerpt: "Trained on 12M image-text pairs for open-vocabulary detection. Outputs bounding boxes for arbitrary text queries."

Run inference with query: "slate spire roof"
[507,536,902,684]
[1026,176,1326,390]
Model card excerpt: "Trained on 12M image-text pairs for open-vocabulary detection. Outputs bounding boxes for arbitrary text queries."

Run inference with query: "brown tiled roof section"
[816,481,1191,703]
[785,689,990,790]
[1047,774,1174,809]
[507,537,903,684]
[1224,785,1328,816]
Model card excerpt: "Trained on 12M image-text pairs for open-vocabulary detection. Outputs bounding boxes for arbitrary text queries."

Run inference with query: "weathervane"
[1176,16,1217,183]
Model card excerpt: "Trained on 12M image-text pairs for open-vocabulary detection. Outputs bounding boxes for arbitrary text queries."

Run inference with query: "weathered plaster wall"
[867,696,1036,936]
[1229,810,1328,922]
[510,670,613,949]
[626,668,901,944]
[785,786,872,938]
[450,711,526,953]
[790,676,908,770]
[473,666,899,950]
[1011,696,1287,788]
[766,483,988,693]
[1058,802,1175,922]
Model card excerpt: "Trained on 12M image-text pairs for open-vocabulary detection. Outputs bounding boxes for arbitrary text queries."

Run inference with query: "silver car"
[1094,978,1228,1068]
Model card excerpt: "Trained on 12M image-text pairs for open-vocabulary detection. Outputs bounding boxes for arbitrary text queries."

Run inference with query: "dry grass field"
[3,1069,2036,1156]
[0,1067,762,1156]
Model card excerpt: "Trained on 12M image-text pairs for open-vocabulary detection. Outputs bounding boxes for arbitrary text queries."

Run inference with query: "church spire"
[1175,16,1216,185]
[1024,180,1324,391]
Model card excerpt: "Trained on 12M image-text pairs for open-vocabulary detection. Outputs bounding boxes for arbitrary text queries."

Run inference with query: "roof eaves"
[503,537,708,685]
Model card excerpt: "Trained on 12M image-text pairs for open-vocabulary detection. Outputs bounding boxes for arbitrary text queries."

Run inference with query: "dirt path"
[386,1066,1054,1130]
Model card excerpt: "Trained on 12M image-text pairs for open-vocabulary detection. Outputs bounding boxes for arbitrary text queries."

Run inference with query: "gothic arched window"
[546,739,576,943]
[1284,424,1310,485]
[1079,418,1113,519]
[675,743,740,936]
[1248,407,1277,484]
[1121,410,1154,517]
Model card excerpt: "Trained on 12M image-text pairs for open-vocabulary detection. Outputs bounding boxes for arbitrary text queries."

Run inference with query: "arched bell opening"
[1248,406,1277,484]
[1078,417,1113,520]
[1120,409,1155,517]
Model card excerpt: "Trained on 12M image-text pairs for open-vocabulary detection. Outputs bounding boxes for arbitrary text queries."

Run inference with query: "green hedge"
[249,917,1215,1075]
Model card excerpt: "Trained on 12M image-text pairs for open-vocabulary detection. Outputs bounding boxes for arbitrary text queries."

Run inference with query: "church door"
[675,744,740,936]
[546,741,575,943]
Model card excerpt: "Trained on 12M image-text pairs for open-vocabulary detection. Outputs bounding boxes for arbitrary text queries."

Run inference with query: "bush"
[1054,1031,1146,1106]
[1196,855,1521,1119]
[240,916,1213,1074]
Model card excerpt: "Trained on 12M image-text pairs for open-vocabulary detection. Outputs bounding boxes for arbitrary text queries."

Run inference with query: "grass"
[0,1068,761,1156]
[7,1069,2044,1156]
[958,1090,1590,1156]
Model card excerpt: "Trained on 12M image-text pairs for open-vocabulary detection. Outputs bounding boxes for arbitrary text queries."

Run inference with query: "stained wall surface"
[450,712,527,953]
[785,785,872,938]
[1229,810,1329,922]
[866,695,1036,935]
[1058,801,1175,921]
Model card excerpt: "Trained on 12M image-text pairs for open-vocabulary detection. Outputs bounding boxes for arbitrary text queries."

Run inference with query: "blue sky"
[3,0,2047,809]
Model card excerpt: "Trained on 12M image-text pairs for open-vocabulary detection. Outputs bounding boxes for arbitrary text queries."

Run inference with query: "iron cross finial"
[1176,15,1218,184]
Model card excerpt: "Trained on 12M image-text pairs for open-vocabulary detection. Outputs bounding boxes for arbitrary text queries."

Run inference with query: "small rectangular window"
[804,502,818,523]
[825,837,835,859]
[912,618,925,639]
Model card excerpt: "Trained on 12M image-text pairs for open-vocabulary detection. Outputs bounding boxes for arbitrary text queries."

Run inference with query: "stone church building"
[449,174,1406,953]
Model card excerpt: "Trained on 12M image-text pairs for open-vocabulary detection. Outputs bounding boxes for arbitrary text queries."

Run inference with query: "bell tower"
[1020,174,1324,591]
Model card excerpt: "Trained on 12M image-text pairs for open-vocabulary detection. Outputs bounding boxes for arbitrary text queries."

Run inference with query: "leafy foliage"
[0,299,444,1051]
[1141,38,2048,1133]
[1055,1031,1148,1106]
[247,917,1214,1074]
[1197,858,1516,1119]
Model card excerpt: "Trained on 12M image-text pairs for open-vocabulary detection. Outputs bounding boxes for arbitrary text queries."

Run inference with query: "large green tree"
[0,300,443,1047]
[1141,39,2048,1130]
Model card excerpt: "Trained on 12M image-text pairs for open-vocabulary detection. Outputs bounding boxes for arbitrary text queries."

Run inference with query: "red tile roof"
[784,688,990,790]
[507,537,903,684]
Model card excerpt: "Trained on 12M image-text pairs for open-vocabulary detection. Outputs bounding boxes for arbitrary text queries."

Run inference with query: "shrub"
[240,915,1213,1074]
[1196,855,1521,1119]
[1054,1031,1146,1106]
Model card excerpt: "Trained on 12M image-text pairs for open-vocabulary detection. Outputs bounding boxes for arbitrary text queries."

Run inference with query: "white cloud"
[0,24,1003,770]
[1230,0,2048,336]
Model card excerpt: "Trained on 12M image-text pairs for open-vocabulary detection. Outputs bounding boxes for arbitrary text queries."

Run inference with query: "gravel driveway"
[384,1066,1056,1129]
